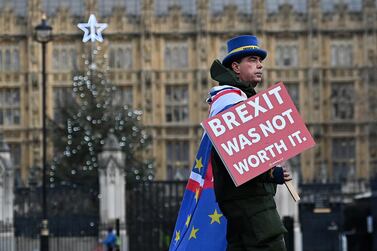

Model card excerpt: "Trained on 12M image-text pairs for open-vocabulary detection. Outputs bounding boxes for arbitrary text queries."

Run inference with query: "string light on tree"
[49,45,154,188]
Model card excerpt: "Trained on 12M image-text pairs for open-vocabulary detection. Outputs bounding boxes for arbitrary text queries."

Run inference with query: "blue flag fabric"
[168,134,227,251]
[169,85,247,251]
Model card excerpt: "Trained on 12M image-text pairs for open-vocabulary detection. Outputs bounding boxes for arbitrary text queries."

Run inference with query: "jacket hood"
[210,59,242,86]
[209,59,257,98]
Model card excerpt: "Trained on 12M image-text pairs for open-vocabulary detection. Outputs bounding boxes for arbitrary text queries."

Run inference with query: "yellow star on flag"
[208,209,223,224]
[195,157,203,172]
[189,226,199,240]
[175,230,180,242]
[185,214,192,227]
[195,188,200,202]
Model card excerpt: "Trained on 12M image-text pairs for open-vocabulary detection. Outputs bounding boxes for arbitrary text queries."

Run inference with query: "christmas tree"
[49,46,154,189]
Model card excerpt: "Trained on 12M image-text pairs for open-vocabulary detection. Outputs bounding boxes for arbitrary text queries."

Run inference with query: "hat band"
[228,45,260,55]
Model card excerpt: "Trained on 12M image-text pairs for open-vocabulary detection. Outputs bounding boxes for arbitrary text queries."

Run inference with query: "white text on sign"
[208,86,284,137]
[220,108,295,156]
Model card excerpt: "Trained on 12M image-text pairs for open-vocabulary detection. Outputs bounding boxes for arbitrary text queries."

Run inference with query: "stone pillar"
[98,134,127,250]
[0,139,14,251]
[275,162,302,251]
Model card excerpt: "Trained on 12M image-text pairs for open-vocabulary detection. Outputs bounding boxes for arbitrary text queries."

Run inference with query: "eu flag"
[168,134,227,251]
[169,85,247,250]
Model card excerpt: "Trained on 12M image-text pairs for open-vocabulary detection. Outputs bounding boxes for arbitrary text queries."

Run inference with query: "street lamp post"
[34,15,52,251]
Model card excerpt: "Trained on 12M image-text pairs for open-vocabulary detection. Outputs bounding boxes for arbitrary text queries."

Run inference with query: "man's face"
[231,55,263,87]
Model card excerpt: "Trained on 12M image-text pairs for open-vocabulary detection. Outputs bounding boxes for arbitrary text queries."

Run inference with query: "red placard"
[201,82,316,187]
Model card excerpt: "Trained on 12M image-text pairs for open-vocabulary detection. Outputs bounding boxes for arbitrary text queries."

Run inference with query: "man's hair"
[226,57,242,71]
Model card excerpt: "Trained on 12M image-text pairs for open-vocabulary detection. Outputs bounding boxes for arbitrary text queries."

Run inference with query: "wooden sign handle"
[284,180,300,202]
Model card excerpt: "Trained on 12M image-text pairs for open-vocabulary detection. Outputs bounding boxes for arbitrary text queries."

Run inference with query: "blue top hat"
[222,35,267,67]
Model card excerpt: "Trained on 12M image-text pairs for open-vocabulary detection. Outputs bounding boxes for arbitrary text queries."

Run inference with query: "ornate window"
[167,141,190,180]
[155,0,196,16]
[108,45,133,69]
[285,83,300,110]
[61,49,68,67]
[155,0,169,15]
[5,50,11,70]
[0,47,20,72]
[370,124,377,174]
[52,45,78,71]
[331,42,353,67]
[8,143,21,168]
[266,0,278,13]
[321,0,335,12]
[266,0,307,13]
[53,87,75,124]
[70,49,77,71]
[13,49,20,71]
[210,0,253,15]
[0,0,27,16]
[179,0,196,15]
[321,0,362,12]
[126,0,141,16]
[98,0,141,16]
[113,86,133,108]
[7,142,22,186]
[332,138,355,182]
[275,44,298,67]
[0,88,20,125]
[331,83,354,120]
[165,85,189,123]
[293,0,307,12]
[369,73,377,119]
[164,42,188,69]
[346,0,362,12]
[42,0,85,16]
[288,155,302,180]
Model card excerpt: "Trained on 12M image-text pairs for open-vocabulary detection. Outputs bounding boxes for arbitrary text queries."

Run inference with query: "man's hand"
[277,161,293,182]
[283,166,292,182]
[270,162,293,184]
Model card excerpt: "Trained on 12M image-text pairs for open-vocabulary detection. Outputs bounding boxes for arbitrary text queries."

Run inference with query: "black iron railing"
[126,181,186,251]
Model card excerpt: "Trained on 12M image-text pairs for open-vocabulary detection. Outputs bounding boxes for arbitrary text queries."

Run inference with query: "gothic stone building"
[0,0,376,190]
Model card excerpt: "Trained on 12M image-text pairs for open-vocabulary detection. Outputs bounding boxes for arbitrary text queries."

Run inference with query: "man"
[102,227,117,251]
[209,35,292,251]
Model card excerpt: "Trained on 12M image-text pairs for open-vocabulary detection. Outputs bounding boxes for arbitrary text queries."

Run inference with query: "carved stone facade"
[0,0,376,188]
[0,138,15,251]
[98,134,127,251]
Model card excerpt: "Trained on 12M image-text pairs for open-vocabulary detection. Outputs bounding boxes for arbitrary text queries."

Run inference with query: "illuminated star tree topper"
[77,14,108,43]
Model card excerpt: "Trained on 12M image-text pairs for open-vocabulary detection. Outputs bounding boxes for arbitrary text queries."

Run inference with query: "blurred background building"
[0,0,375,190]
[0,0,376,250]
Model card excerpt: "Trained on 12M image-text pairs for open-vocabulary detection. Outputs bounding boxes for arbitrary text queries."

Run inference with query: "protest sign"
[201,82,315,188]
